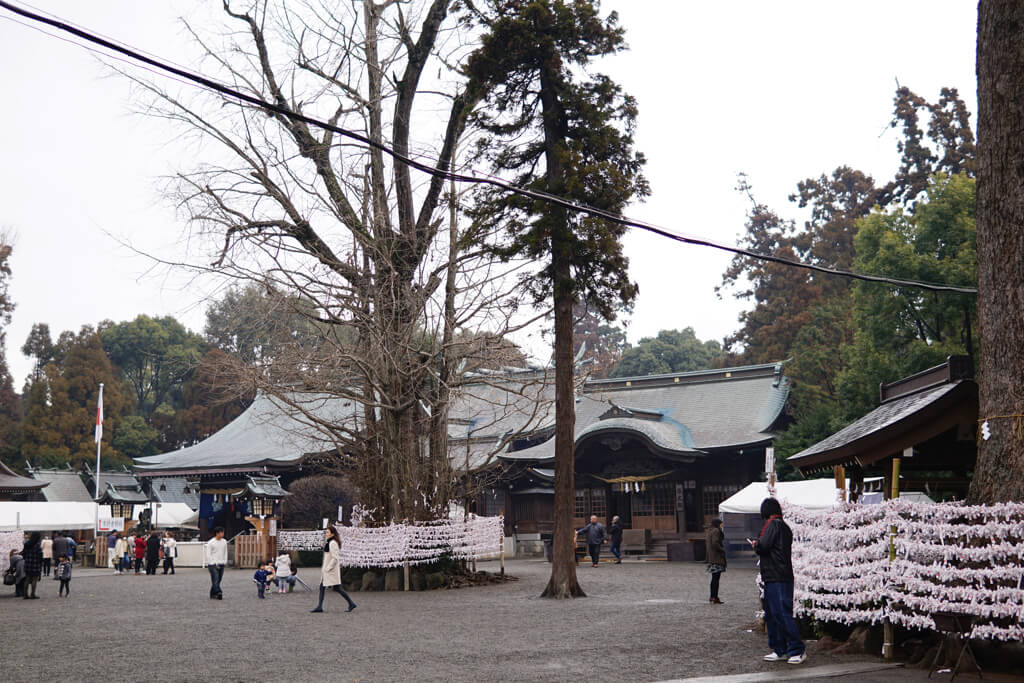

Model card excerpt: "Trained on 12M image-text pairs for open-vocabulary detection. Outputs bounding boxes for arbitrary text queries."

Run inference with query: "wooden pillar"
[883,456,901,660]
[833,466,846,502]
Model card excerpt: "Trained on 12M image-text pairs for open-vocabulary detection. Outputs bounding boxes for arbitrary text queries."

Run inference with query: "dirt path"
[0,559,908,682]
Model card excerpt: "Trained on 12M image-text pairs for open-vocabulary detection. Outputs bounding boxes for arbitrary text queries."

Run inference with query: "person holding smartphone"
[750,498,806,665]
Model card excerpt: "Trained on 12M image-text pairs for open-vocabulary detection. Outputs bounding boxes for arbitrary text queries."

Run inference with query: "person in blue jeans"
[750,497,806,665]
[205,526,227,599]
[608,516,623,564]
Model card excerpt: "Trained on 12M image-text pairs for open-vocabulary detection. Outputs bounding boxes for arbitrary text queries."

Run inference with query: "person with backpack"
[750,498,806,665]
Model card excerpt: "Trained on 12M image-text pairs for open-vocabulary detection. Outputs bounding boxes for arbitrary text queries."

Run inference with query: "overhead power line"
[0,0,978,295]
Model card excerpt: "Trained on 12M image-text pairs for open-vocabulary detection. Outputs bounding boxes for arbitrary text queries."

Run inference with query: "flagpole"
[94,383,104,567]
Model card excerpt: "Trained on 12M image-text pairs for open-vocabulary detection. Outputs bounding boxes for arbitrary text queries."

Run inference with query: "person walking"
[205,526,227,599]
[311,526,356,613]
[751,498,806,665]
[705,518,727,604]
[56,555,72,597]
[608,516,623,564]
[41,535,53,577]
[106,532,118,571]
[161,531,177,575]
[576,515,607,567]
[134,533,146,574]
[113,533,128,575]
[21,531,43,599]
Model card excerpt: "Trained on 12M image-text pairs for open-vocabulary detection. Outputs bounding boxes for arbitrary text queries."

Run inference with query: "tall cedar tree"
[21,328,128,468]
[971,0,1024,502]
[466,0,648,598]
[0,240,19,466]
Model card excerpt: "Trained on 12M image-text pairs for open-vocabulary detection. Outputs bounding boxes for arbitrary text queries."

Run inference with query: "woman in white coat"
[311,525,356,613]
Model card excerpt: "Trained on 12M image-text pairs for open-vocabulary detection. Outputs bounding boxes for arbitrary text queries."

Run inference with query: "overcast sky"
[0,1,977,386]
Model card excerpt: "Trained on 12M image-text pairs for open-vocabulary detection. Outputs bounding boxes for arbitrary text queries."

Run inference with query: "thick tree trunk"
[970,0,1024,503]
[539,64,584,599]
[541,232,584,598]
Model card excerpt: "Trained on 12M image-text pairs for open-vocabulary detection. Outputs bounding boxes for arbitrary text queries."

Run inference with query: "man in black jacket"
[751,498,806,665]
[576,515,607,567]
[608,516,623,564]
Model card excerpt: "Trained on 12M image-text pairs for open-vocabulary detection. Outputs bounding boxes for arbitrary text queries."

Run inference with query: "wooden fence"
[234,534,276,568]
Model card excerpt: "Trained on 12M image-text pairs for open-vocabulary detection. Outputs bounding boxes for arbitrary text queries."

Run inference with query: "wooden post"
[834,466,846,502]
[883,457,901,660]
[403,560,410,592]
[499,509,505,577]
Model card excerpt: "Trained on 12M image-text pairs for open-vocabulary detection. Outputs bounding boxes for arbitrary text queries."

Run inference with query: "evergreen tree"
[466,0,647,598]
[21,327,129,468]
[612,328,722,378]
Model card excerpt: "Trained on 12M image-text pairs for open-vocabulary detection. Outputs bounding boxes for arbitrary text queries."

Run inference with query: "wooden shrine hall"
[788,356,978,502]
[495,362,791,558]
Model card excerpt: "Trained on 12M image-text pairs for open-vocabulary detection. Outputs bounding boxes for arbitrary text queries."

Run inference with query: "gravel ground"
[1,559,933,682]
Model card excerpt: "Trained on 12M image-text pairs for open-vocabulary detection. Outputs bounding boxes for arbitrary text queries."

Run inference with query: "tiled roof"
[150,477,200,509]
[0,462,48,493]
[136,362,789,473]
[102,483,149,503]
[243,476,289,498]
[788,380,975,470]
[28,469,92,502]
[500,363,789,463]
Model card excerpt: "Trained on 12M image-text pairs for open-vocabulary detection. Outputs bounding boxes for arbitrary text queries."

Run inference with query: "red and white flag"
[94,383,104,444]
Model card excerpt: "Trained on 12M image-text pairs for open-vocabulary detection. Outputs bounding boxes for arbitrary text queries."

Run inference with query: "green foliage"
[204,284,323,366]
[611,328,722,377]
[21,322,53,386]
[574,304,628,379]
[111,414,160,459]
[834,173,976,420]
[465,0,649,318]
[100,315,206,418]
[21,327,131,468]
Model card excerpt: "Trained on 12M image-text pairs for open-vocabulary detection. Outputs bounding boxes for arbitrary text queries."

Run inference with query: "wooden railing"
[233,534,276,568]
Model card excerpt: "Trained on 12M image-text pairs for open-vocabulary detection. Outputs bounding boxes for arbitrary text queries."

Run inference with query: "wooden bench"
[621,528,650,555]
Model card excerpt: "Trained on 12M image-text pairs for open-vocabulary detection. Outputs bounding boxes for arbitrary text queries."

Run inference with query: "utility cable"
[0,0,978,295]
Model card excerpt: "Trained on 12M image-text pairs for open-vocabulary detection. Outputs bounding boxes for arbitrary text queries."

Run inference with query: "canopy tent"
[718,479,846,516]
[0,502,199,531]
[100,502,199,529]
[0,502,102,531]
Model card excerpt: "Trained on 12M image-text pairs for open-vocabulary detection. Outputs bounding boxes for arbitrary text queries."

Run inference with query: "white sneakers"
[763,652,806,664]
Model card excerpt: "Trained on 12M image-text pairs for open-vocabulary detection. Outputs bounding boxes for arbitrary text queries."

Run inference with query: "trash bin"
[543,538,553,562]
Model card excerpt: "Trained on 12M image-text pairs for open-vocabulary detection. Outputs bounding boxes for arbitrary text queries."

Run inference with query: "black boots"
[311,584,357,613]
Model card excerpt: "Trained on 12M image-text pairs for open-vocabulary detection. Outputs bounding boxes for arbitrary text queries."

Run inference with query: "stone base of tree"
[335,564,516,592]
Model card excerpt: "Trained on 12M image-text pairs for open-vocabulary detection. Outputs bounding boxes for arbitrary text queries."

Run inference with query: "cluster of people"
[5,530,77,599]
[203,525,357,614]
[108,530,178,575]
[252,552,304,598]
[702,498,806,666]
[575,514,624,566]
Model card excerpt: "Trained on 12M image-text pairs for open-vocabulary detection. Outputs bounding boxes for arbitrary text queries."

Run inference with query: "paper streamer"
[277,514,503,569]
[780,499,1024,642]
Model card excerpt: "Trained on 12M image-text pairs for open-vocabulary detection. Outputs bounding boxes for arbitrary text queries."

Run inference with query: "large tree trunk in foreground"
[540,59,584,598]
[970,0,1024,503]
[542,234,584,598]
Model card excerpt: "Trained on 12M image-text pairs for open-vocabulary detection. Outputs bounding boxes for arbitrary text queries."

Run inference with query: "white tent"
[0,502,199,532]
[718,479,844,516]
[0,502,102,531]
[98,503,199,529]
